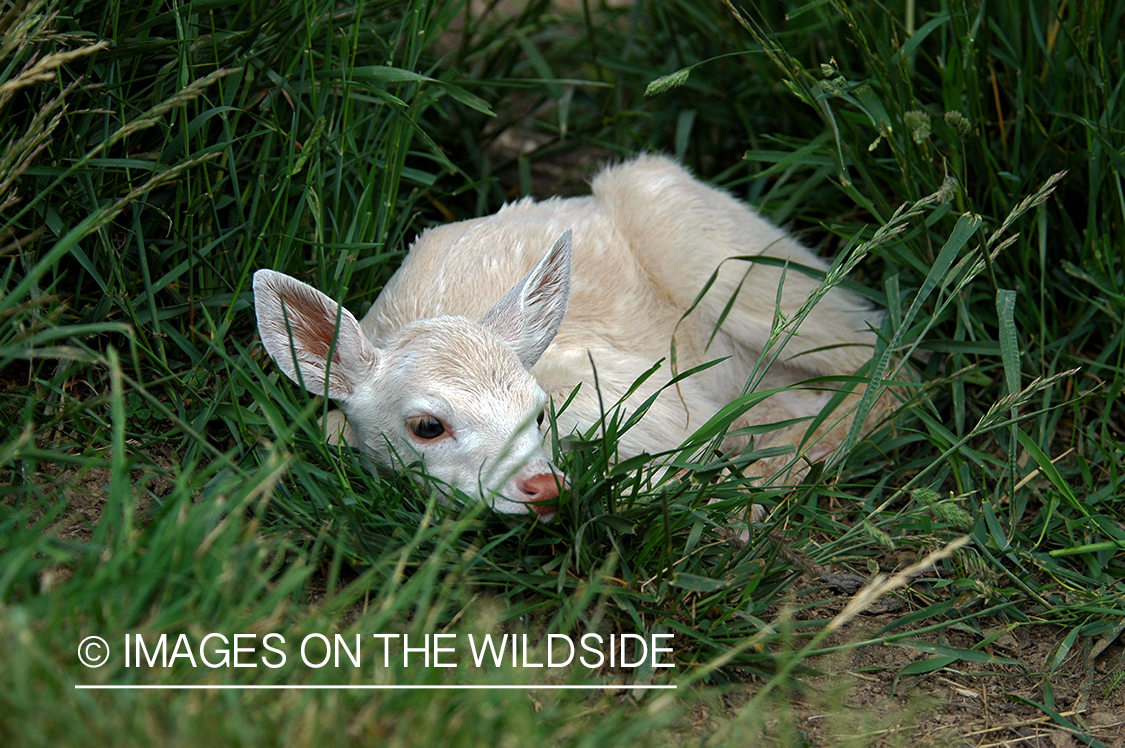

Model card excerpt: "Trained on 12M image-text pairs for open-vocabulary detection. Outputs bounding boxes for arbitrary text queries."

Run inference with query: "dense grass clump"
[1,0,1122,745]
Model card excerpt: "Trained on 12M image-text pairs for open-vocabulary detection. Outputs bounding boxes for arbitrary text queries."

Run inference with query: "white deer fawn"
[253,155,882,521]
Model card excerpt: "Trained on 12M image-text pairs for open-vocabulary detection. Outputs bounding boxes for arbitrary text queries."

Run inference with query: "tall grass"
[1,0,1123,744]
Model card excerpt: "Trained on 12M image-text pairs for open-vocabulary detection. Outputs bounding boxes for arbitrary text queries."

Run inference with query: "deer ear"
[481,229,572,370]
[253,269,378,400]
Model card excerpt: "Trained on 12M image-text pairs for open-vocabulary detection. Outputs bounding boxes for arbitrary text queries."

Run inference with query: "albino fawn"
[254,155,881,521]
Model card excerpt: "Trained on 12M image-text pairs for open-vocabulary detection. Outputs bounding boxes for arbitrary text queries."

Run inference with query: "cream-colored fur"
[254,155,882,520]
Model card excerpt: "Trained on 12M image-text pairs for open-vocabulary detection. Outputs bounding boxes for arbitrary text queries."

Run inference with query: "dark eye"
[407,416,447,441]
[537,410,546,428]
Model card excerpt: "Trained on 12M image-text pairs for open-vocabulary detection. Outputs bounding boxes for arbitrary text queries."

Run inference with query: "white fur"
[254,156,883,520]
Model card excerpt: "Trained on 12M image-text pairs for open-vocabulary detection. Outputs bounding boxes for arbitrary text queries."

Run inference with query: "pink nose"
[517,473,562,518]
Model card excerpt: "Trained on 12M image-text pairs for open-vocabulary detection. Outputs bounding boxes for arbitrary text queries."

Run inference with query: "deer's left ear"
[480,229,572,370]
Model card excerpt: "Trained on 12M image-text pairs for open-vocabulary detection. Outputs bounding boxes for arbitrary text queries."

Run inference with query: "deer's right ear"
[253,269,378,401]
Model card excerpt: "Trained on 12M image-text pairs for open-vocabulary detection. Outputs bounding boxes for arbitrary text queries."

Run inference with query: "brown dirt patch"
[739,567,1125,746]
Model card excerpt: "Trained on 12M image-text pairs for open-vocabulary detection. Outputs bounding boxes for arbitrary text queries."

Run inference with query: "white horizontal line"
[74,684,677,691]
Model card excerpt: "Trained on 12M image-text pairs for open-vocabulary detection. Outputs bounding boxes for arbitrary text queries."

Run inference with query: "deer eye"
[406,416,447,441]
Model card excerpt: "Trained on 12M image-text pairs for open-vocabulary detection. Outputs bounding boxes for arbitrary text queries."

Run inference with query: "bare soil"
[742,571,1125,747]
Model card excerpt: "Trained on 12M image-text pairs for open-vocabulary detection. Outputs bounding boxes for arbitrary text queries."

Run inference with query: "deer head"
[252,231,573,520]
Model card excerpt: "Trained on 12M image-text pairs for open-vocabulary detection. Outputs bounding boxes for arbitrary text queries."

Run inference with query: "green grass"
[1,0,1123,745]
